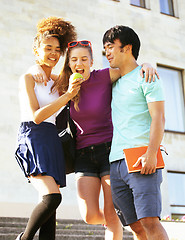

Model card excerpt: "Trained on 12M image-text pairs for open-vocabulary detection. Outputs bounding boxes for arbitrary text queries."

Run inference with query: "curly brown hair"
[33,16,77,56]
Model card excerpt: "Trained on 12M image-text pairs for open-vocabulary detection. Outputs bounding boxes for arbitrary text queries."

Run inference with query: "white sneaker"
[15,232,23,240]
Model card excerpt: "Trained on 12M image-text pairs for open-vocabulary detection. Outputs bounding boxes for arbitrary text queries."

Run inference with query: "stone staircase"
[0,217,134,240]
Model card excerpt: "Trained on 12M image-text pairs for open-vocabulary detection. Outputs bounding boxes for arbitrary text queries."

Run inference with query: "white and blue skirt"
[15,121,66,188]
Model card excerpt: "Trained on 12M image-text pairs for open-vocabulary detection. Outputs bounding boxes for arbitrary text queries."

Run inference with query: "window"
[157,66,185,133]
[159,0,174,16]
[130,0,146,8]
[168,171,185,219]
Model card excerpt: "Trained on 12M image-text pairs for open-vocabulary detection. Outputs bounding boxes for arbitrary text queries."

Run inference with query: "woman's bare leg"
[76,175,123,240]
[101,175,123,240]
[76,176,104,224]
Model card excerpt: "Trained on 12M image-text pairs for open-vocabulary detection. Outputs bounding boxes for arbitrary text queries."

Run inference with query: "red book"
[123,146,165,173]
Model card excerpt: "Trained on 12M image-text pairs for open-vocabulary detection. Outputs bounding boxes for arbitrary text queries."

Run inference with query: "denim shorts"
[75,142,111,178]
[110,159,163,226]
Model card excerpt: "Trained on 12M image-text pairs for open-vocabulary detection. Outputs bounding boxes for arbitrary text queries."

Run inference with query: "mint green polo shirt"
[109,66,165,163]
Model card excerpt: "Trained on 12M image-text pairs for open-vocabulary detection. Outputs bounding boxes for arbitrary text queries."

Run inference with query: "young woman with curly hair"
[15,17,81,240]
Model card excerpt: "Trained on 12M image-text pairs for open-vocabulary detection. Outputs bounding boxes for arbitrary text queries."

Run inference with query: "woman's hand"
[27,65,49,86]
[66,75,83,99]
[140,63,160,83]
[33,73,48,86]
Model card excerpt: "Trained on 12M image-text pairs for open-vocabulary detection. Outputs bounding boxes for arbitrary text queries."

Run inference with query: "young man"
[103,26,169,240]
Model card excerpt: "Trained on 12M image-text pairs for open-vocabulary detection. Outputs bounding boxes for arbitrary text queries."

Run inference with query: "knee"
[140,217,160,230]
[54,193,62,208]
[42,193,62,210]
[130,221,145,235]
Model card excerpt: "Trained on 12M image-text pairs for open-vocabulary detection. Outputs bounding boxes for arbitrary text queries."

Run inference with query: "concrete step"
[0,227,104,236]
[0,234,106,240]
[0,234,134,240]
[0,217,134,240]
[0,223,104,231]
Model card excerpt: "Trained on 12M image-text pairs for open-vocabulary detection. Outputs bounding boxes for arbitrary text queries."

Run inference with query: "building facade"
[0,0,185,220]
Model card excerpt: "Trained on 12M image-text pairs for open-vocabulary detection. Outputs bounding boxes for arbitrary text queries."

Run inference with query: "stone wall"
[0,0,185,218]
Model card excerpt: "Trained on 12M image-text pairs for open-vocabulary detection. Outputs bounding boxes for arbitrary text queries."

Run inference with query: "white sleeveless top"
[19,73,62,125]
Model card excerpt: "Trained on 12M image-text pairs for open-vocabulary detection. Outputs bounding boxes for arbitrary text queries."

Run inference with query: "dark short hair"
[103,25,140,60]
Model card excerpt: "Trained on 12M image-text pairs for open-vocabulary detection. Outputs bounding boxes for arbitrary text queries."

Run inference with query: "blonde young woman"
[34,40,158,240]
[15,17,81,240]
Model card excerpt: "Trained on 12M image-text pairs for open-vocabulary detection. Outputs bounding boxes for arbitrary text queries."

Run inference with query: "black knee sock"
[21,193,61,240]
[39,212,56,240]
